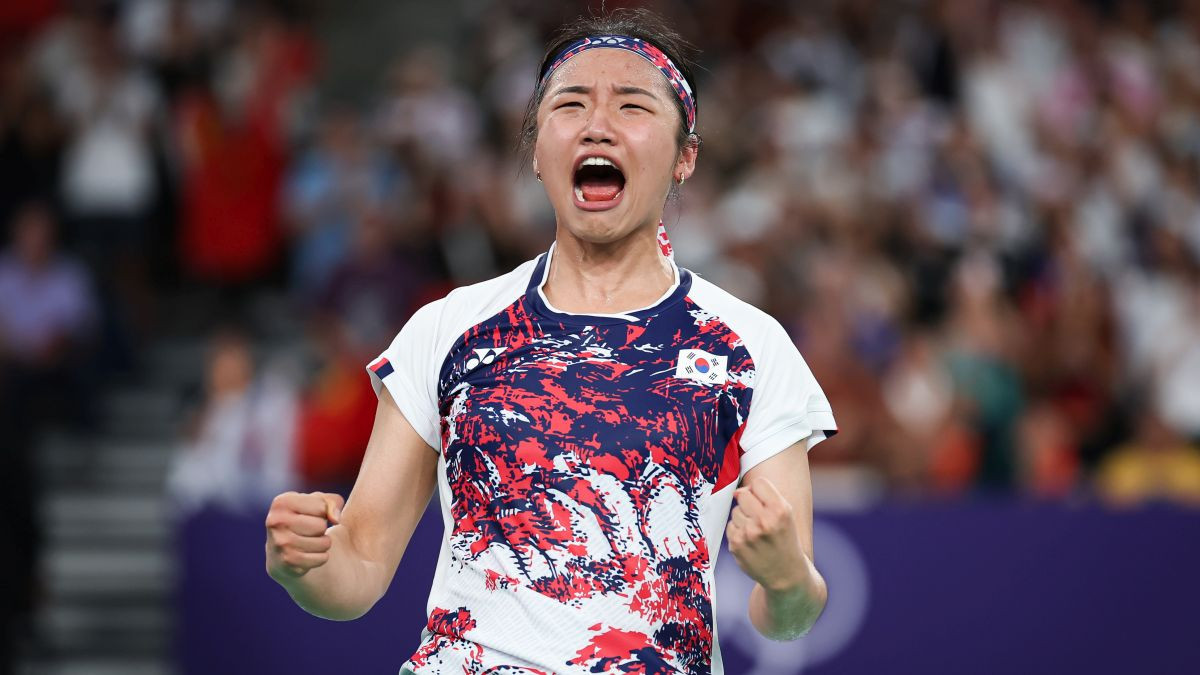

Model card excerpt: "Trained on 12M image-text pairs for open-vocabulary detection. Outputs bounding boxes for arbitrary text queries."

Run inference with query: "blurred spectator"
[0,45,64,232]
[0,201,98,424]
[1095,410,1200,508]
[0,201,96,671]
[174,4,314,287]
[1015,399,1081,499]
[373,45,482,170]
[881,331,980,495]
[284,106,403,297]
[295,318,377,493]
[28,2,169,373]
[314,209,432,355]
[53,5,161,250]
[942,251,1026,490]
[167,327,299,513]
[173,84,285,286]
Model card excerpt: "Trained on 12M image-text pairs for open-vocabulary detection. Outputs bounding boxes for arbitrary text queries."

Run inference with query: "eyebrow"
[550,84,662,99]
[615,85,659,98]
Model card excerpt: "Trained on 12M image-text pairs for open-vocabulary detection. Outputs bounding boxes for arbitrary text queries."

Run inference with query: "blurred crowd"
[3,0,1200,555]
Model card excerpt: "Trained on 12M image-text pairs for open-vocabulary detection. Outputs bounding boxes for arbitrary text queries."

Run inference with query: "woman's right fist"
[265,491,344,581]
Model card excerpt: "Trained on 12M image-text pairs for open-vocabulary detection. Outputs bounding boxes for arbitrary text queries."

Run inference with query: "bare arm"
[727,440,828,640]
[265,387,439,620]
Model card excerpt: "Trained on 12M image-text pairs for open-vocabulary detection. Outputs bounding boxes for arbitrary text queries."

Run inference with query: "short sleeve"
[365,300,444,451]
[738,318,837,476]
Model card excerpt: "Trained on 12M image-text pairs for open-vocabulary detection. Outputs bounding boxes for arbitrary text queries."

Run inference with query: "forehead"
[544,48,670,95]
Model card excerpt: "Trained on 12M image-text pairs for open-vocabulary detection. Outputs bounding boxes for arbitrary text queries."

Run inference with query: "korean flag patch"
[675,349,727,385]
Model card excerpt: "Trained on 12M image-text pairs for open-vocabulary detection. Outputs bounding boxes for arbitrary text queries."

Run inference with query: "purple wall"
[176,500,1200,674]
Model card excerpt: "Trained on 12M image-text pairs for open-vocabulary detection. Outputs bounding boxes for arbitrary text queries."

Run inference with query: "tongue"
[579,176,622,202]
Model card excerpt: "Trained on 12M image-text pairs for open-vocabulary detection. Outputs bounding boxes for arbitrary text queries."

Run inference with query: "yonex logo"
[466,348,506,371]
[675,349,727,385]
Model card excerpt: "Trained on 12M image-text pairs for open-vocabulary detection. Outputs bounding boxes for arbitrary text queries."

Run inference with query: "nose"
[583,105,615,145]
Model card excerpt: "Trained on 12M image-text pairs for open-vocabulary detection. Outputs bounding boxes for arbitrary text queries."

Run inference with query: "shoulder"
[685,271,791,356]
[402,255,541,339]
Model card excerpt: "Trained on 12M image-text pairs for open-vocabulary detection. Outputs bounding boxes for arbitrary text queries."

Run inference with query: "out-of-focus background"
[2,0,1199,673]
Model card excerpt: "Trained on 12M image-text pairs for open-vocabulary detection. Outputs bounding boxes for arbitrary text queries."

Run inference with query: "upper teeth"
[581,157,616,168]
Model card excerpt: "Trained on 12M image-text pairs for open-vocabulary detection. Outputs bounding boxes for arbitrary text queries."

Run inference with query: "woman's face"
[534,48,696,244]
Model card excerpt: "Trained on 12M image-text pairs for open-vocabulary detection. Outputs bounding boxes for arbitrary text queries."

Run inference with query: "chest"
[436,302,753,489]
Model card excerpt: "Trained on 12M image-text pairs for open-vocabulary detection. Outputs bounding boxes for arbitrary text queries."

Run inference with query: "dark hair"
[518,7,701,162]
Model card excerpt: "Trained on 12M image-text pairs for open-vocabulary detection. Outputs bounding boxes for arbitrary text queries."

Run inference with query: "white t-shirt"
[367,244,836,674]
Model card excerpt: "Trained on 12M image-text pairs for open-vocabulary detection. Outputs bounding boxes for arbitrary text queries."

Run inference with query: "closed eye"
[556,101,584,110]
[622,104,648,111]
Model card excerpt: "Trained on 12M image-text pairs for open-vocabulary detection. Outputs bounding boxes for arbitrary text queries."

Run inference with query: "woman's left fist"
[726,477,806,591]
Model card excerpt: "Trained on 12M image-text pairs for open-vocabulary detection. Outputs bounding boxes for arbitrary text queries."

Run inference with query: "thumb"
[320,493,345,524]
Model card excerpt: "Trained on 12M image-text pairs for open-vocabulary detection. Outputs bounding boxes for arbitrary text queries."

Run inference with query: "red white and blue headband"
[539,35,697,134]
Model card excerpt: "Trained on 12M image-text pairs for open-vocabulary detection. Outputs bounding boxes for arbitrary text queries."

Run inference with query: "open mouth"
[573,156,626,209]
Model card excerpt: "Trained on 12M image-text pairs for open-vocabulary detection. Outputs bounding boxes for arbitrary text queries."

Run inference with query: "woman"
[265,9,837,674]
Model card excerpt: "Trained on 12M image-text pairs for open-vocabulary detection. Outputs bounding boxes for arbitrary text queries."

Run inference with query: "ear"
[674,139,699,182]
[532,132,546,175]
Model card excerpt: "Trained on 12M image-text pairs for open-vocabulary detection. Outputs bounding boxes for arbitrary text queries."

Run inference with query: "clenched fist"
[726,478,806,591]
[265,491,344,581]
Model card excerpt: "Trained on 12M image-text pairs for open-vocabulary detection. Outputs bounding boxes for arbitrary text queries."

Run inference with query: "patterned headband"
[539,35,696,134]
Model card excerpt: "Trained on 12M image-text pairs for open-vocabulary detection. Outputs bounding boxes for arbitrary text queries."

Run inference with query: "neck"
[542,221,675,315]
